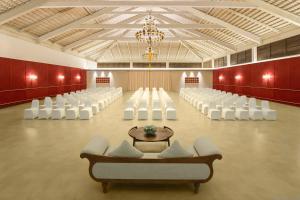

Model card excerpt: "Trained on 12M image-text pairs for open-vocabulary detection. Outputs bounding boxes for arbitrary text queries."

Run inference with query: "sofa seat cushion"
[158,140,193,158]
[108,140,143,158]
[194,137,221,157]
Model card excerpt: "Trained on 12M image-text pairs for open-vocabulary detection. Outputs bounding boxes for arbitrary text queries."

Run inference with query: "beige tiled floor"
[0,92,300,200]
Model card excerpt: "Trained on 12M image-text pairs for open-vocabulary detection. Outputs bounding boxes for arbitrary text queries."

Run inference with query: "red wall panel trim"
[213,56,300,107]
[0,56,87,108]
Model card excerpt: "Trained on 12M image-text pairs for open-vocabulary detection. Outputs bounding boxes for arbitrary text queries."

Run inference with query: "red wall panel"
[0,57,87,107]
[213,56,300,106]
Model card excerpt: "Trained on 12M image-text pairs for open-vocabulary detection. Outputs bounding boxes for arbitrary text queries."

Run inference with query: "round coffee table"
[128,126,174,147]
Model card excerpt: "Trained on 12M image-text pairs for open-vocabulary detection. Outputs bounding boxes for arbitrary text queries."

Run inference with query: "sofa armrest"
[80,135,109,157]
[194,137,222,157]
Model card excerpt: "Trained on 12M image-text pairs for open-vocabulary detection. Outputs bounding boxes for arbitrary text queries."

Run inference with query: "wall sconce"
[58,75,65,80]
[218,75,224,81]
[28,74,37,81]
[76,75,81,80]
[262,73,272,80]
[235,75,242,80]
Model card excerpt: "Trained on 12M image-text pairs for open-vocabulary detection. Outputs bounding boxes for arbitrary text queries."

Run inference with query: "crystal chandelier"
[135,14,165,47]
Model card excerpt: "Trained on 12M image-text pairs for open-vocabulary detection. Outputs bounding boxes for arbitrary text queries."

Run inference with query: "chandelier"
[135,14,165,46]
[142,47,158,62]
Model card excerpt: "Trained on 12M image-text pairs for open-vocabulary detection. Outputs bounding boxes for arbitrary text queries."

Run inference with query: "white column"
[166,61,169,68]
[252,46,257,63]
[211,59,215,68]
[227,54,231,67]
[130,61,133,68]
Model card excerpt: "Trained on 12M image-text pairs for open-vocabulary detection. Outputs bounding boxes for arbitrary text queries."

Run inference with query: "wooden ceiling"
[0,0,299,63]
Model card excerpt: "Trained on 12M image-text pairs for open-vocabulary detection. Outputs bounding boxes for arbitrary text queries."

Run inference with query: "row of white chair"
[123,88,176,120]
[123,88,144,120]
[159,88,176,120]
[24,87,123,120]
[180,88,277,120]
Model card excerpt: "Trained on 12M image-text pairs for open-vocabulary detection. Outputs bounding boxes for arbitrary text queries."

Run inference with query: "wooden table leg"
[167,139,170,146]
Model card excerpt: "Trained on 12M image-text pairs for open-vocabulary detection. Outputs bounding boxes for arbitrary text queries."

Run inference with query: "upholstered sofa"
[80,136,222,193]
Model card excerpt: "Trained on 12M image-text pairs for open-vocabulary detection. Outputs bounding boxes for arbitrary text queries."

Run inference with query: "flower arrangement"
[144,125,157,137]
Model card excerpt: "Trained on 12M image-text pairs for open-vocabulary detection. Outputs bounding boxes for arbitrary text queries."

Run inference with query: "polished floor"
[0,92,300,200]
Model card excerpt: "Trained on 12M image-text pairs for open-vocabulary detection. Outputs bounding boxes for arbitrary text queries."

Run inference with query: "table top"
[128,126,174,142]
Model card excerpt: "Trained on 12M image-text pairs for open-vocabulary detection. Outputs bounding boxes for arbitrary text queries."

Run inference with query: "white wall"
[0,33,97,69]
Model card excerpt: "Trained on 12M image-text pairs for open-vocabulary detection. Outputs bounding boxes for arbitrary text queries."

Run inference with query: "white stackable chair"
[235,100,249,120]
[222,100,235,120]
[166,107,176,120]
[79,100,93,120]
[261,100,277,120]
[66,99,79,120]
[24,99,39,119]
[51,98,66,119]
[248,98,263,120]
[38,97,53,119]
[201,99,210,115]
[90,97,100,115]
[208,101,221,120]
[138,107,148,120]
[124,107,134,120]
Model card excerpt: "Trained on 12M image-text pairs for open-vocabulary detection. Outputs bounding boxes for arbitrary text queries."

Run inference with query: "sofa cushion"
[186,145,198,157]
[194,137,221,157]
[108,140,143,158]
[80,135,109,156]
[158,140,193,158]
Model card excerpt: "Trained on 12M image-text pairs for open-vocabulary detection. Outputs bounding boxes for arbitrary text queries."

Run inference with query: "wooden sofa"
[80,136,222,193]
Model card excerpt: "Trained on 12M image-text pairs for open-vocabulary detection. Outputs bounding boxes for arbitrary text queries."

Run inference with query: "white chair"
[201,100,209,115]
[138,107,148,120]
[66,99,79,120]
[208,102,221,120]
[235,100,249,120]
[261,100,277,120]
[221,101,235,120]
[51,99,66,120]
[24,99,39,119]
[152,108,162,120]
[90,98,100,115]
[248,98,263,120]
[79,101,93,120]
[166,107,176,120]
[124,107,134,120]
[38,97,53,119]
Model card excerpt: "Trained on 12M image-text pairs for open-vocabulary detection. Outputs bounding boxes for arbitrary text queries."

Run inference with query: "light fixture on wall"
[235,74,242,80]
[262,73,272,80]
[58,75,65,80]
[28,74,37,81]
[218,75,224,81]
[76,75,81,80]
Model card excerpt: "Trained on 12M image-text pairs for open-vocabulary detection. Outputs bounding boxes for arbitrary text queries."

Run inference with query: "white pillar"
[166,61,169,68]
[227,54,231,67]
[252,46,257,63]
[211,59,215,68]
[130,61,133,68]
